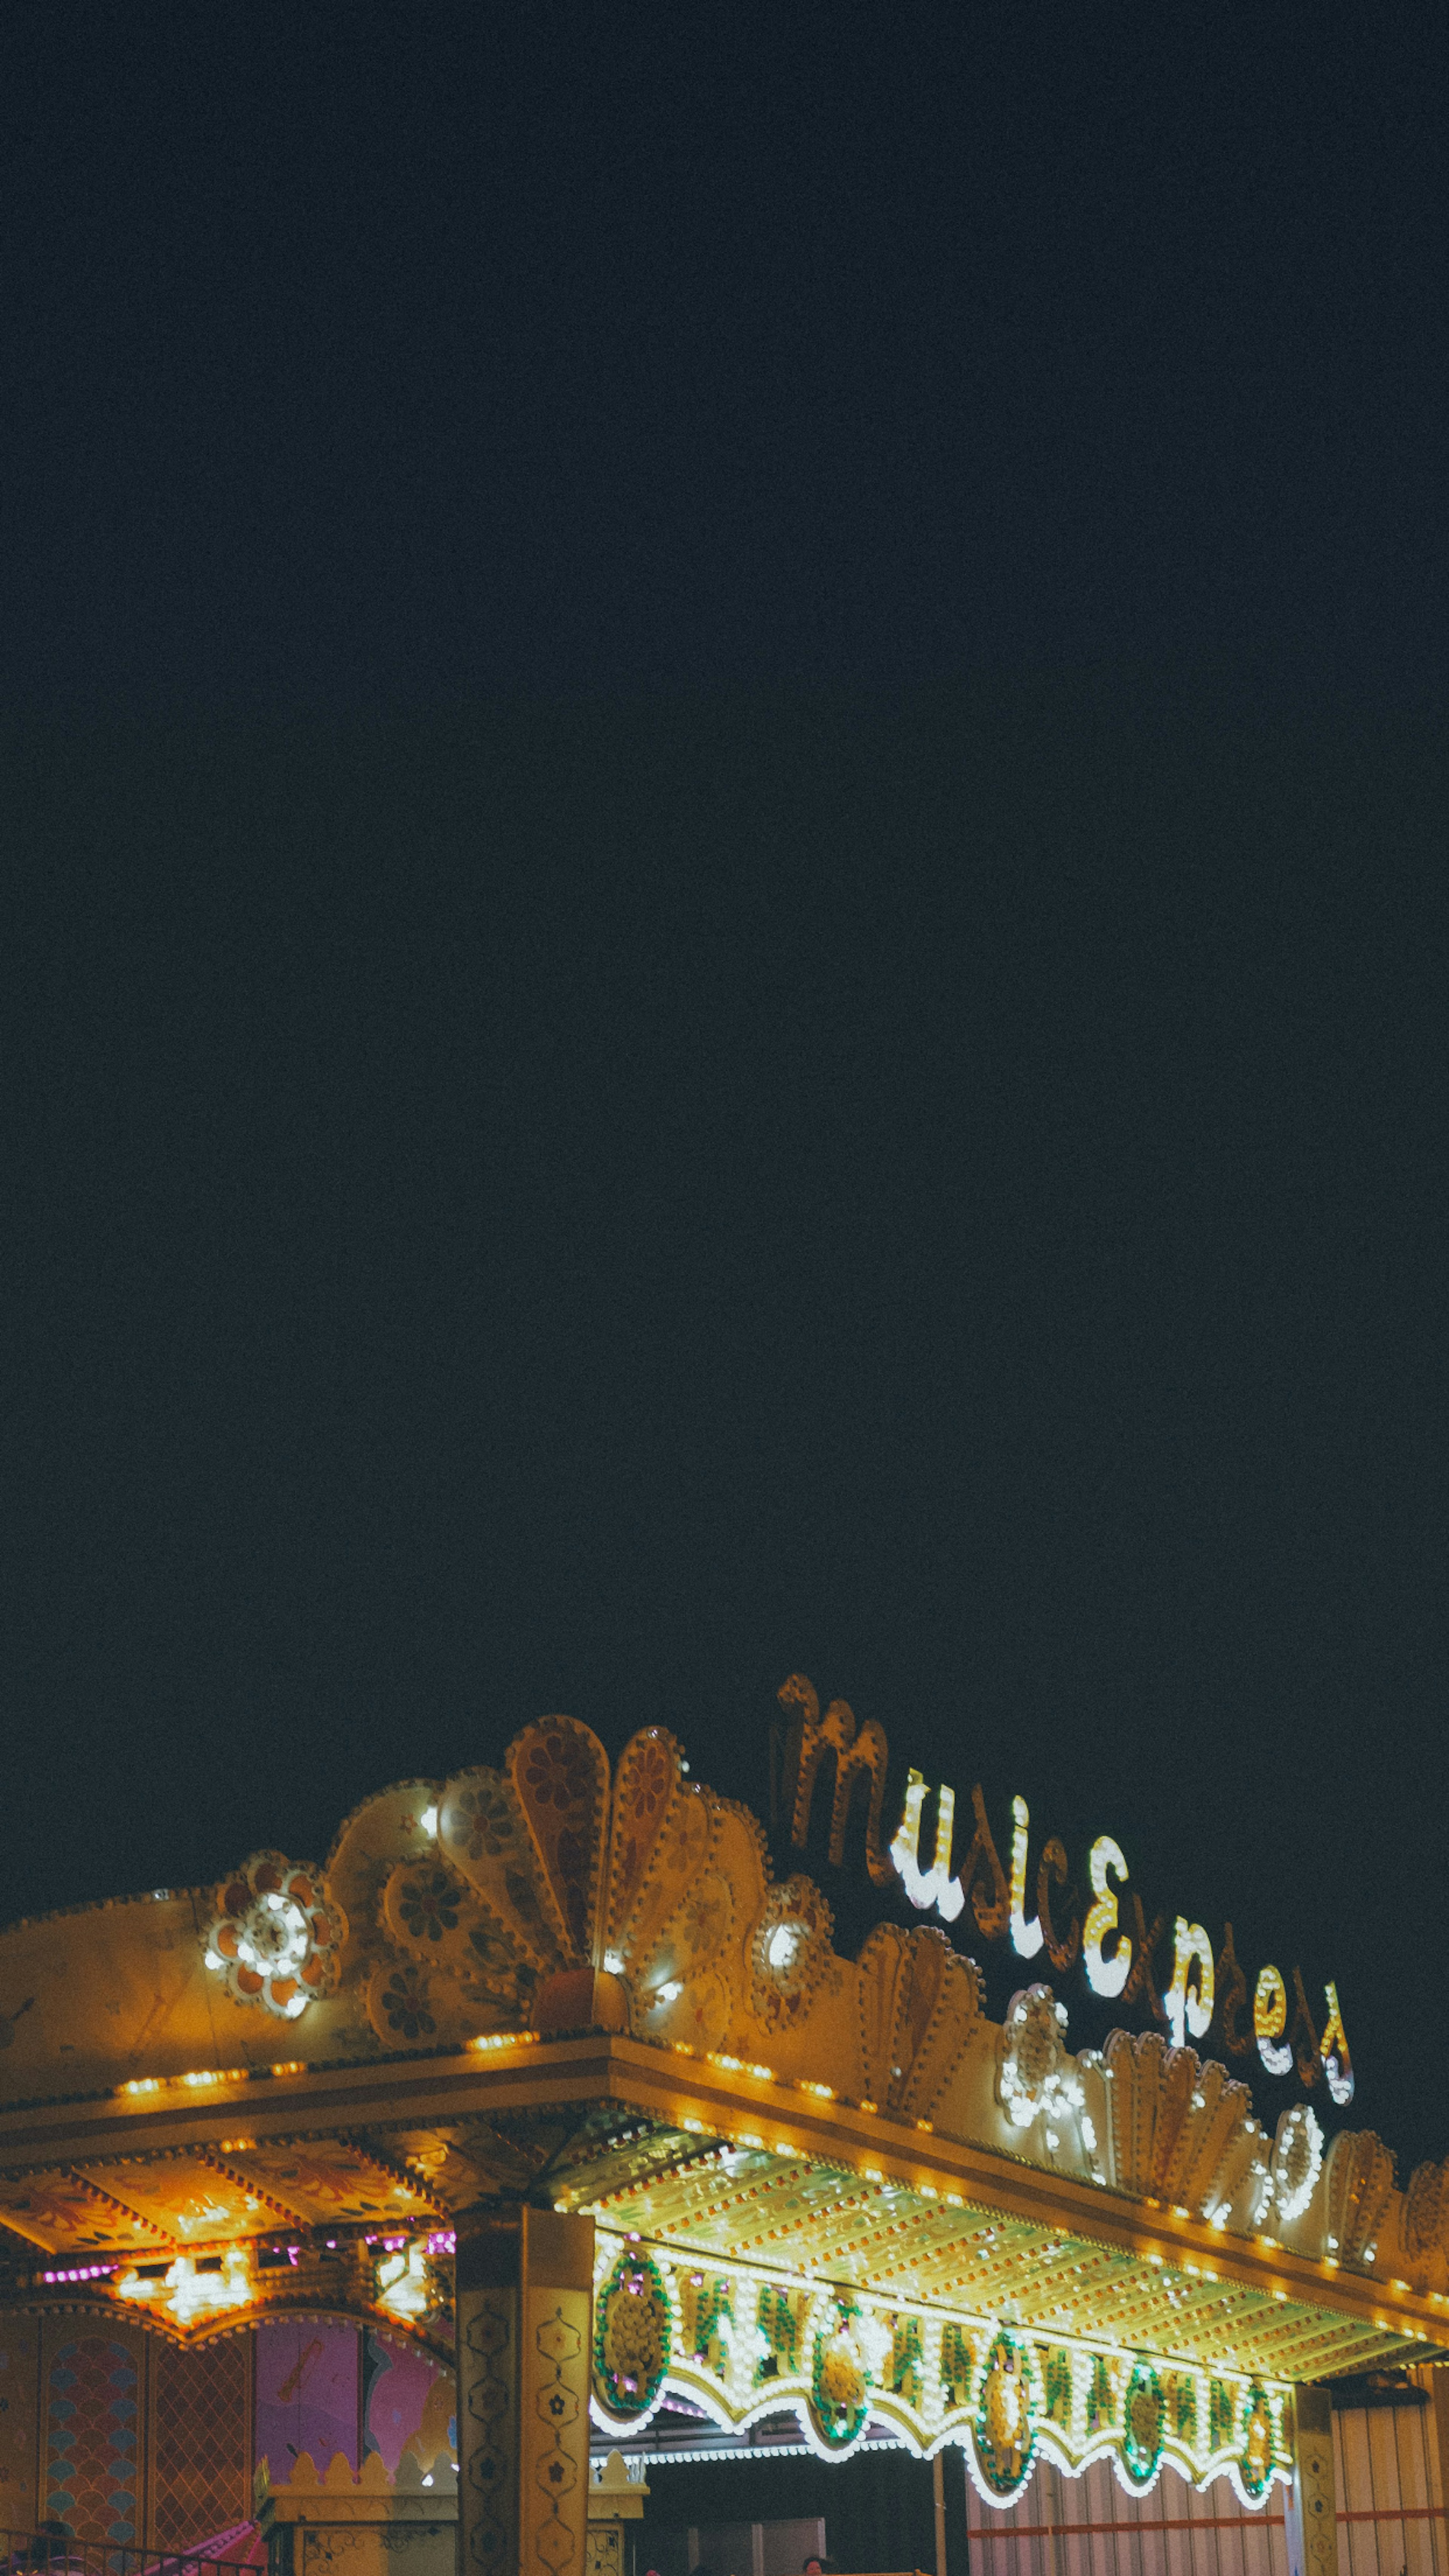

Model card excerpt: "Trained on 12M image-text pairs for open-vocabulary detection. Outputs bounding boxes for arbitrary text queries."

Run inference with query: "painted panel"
[43,2328,144,2544]
[151,2333,250,2547]
[230,2140,435,2230]
[0,2315,40,2531]
[78,2158,269,2245]
[255,2320,360,2479]
[0,2171,165,2256]
[363,2327,455,2476]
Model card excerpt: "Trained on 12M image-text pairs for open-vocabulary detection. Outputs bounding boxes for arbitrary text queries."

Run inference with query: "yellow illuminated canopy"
[0,1684,1441,2510]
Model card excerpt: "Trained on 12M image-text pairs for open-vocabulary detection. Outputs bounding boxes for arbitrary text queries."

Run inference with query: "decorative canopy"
[0,1706,1445,2500]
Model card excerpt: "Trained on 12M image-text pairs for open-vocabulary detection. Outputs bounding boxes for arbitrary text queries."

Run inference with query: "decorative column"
[1284,2386,1337,2576]
[456,2204,597,2576]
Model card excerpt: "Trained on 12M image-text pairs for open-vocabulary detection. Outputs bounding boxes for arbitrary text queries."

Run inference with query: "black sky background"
[2,10,1447,2168]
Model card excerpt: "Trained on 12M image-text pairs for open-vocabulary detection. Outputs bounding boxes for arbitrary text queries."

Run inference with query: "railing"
[1,2534,259,2576]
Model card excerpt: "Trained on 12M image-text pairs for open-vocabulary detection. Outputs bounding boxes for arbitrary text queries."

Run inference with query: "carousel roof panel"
[558,2132,1443,2385]
[0,2138,443,2256]
[73,2154,275,2244]
[0,1698,1439,2387]
[218,2135,442,2228]
[0,2166,171,2256]
[0,2042,1438,2391]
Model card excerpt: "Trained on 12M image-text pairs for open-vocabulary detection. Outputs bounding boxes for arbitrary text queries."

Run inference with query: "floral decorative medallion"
[1121,2359,1166,2486]
[366,1956,438,2044]
[809,2299,871,2449]
[592,2247,670,2417]
[748,1874,833,2033]
[202,1851,345,2019]
[973,2327,1038,2501]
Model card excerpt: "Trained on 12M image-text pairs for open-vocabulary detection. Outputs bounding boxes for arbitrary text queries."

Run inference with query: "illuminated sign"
[775,1676,1352,2104]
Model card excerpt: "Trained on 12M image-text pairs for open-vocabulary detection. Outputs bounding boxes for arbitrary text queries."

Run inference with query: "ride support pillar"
[1284,2385,1338,2576]
[455,2203,597,2576]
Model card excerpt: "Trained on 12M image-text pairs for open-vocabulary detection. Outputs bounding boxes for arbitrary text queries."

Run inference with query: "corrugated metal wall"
[960,2401,1445,2576]
[1335,2399,1444,2576]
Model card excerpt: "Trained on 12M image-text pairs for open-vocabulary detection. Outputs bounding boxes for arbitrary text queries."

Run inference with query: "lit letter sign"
[1082,1835,1133,1998]
[1319,1981,1354,2105]
[1008,1796,1044,1959]
[1254,1964,1291,2076]
[890,1769,965,1919]
[1166,1918,1214,2046]
[777,1675,1353,2103]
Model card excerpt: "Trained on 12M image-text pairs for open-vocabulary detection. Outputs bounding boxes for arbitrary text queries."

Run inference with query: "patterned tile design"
[151,2335,249,2546]
[0,2315,40,2531]
[45,2335,141,2542]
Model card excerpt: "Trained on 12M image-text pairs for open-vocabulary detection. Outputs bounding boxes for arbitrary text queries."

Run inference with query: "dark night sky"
[2,12,1447,2166]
